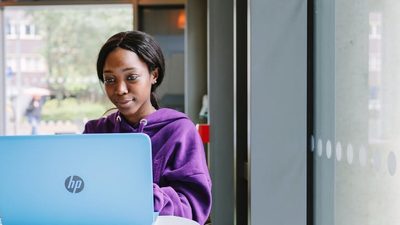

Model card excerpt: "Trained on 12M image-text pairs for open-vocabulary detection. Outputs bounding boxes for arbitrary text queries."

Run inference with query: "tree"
[29,6,133,100]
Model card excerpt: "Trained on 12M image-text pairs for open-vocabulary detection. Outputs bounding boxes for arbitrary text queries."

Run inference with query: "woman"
[83,31,211,225]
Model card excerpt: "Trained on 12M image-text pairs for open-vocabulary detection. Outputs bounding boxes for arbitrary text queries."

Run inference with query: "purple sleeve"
[82,122,92,134]
[82,118,110,134]
[153,124,212,225]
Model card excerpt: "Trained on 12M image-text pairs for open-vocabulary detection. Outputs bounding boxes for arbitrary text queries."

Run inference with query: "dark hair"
[97,31,165,109]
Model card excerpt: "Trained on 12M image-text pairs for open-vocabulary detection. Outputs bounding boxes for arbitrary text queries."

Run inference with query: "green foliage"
[28,6,133,96]
[22,6,131,121]
[41,98,109,121]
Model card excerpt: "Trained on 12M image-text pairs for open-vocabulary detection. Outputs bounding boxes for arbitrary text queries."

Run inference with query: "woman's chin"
[117,105,139,116]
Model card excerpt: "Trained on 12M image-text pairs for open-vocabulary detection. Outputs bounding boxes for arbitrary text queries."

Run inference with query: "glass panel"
[313,0,400,224]
[139,6,185,112]
[4,5,133,135]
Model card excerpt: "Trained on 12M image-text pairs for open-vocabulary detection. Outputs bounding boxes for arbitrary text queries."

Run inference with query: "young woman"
[83,31,211,225]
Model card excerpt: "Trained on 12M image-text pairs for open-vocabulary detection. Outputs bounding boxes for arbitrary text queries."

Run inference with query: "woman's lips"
[117,99,132,106]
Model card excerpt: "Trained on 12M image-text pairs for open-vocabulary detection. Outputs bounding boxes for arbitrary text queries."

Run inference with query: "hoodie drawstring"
[138,119,148,133]
[114,112,148,133]
[114,112,122,133]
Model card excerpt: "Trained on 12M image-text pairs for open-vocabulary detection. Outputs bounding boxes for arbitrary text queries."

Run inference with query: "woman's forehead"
[104,48,147,71]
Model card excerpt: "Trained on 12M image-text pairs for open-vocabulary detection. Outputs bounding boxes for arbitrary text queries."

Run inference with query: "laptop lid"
[0,133,154,225]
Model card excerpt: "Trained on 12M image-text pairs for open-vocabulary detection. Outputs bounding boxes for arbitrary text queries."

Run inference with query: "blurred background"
[4,3,186,135]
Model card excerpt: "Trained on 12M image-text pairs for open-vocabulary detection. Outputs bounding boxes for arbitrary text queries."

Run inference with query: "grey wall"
[208,0,235,225]
[249,0,307,225]
[185,0,207,122]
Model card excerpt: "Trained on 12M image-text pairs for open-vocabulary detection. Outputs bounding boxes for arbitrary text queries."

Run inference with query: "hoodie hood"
[84,108,190,137]
[115,108,188,134]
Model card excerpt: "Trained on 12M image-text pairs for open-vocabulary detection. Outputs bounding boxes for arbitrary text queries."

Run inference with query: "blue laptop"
[0,133,154,225]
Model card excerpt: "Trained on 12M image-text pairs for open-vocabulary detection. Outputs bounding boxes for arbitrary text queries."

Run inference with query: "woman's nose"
[115,81,128,95]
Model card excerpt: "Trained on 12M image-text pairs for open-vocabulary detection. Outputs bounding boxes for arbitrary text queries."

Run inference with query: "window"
[24,24,33,35]
[25,24,31,35]
[5,21,17,38]
[313,1,400,224]
[5,22,11,35]
[3,5,133,135]
[19,22,40,39]
[20,56,40,72]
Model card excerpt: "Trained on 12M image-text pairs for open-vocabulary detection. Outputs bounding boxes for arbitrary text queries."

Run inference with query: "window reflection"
[368,12,382,142]
[314,1,400,225]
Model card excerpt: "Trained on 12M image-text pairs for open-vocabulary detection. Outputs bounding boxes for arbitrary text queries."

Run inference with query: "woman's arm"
[153,124,212,225]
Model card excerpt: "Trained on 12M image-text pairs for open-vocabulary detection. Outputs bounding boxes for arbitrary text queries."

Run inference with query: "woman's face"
[103,47,157,124]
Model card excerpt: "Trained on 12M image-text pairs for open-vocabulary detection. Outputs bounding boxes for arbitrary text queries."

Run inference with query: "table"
[154,216,200,225]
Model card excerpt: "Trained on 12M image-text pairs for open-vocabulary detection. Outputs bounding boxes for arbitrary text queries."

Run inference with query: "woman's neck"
[122,105,156,125]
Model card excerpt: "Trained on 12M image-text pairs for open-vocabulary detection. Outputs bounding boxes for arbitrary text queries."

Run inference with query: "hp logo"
[65,175,85,193]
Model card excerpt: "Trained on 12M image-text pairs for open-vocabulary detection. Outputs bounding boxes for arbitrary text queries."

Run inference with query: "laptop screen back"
[0,133,153,225]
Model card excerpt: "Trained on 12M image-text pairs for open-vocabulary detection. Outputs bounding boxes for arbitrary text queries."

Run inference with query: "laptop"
[0,133,154,225]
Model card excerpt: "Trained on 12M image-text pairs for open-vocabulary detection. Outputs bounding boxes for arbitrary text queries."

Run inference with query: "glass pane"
[4,5,133,135]
[313,0,400,224]
[139,6,185,112]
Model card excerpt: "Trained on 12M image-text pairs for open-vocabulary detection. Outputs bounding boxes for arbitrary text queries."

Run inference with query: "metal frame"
[0,0,134,6]
[247,1,251,223]
[233,0,248,224]
[137,0,185,5]
[307,0,314,224]
[0,8,5,135]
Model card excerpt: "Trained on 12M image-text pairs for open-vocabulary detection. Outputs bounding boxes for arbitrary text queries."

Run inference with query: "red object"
[196,124,210,143]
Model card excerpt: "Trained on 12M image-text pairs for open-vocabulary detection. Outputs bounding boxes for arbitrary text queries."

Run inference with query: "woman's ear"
[151,68,159,85]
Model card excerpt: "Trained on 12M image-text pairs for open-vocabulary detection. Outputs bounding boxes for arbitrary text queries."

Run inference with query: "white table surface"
[0,215,199,225]
[154,216,200,225]
[0,216,199,225]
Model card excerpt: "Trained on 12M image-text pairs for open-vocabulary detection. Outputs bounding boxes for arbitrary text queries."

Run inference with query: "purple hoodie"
[83,108,211,225]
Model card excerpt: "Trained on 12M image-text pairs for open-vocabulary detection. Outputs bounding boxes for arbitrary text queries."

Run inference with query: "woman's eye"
[104,77,115,84]
[127,75,139,81]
